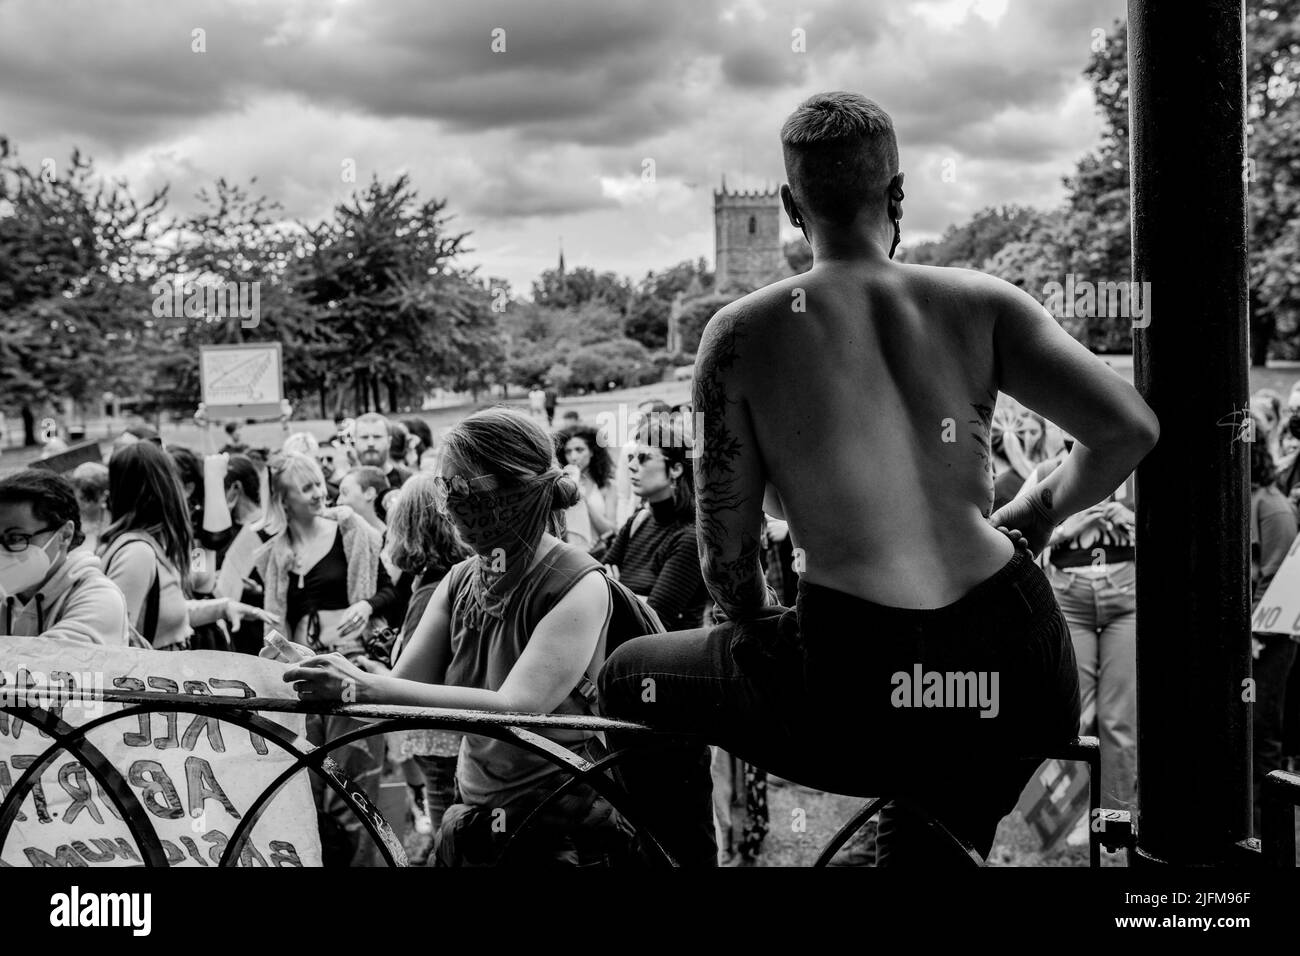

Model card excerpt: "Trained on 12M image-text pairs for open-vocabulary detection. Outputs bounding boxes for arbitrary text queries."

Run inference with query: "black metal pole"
[1128,0,1251,864]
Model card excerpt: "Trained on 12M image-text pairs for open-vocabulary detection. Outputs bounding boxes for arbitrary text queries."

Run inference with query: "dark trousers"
[598,547,1082,867]
[1253,634,1298,836]
[432,739,633,867]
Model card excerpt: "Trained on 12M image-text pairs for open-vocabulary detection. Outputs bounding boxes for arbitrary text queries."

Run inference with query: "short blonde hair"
[264,452,325,537]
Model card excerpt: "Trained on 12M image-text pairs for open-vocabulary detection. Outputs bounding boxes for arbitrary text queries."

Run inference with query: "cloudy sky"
[0,0,1126,296]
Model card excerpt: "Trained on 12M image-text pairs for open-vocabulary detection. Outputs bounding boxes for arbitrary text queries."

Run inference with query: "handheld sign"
[199,343,284,421]
[28,441,103,475]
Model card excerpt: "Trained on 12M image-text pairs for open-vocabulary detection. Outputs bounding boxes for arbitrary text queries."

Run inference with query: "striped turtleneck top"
[603,497,707,629]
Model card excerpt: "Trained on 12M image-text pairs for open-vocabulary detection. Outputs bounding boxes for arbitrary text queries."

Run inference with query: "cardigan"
[253,506,384,623]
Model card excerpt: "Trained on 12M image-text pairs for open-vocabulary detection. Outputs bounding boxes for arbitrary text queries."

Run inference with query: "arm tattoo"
[701,531,764,619]
[694,314,765,619]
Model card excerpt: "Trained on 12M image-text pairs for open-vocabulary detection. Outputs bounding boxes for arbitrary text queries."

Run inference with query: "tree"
[1059,19,1133,352]
[1246,0,1300,362]
[0,143,170,439]
[147,178,335,416]
[532,265,632,313]
[297,174,495,413]
[675,292,735,355]
[567,339,655,392]
[626,258,714,350]
[1061,9,1300,361]
[903,205,1048,270]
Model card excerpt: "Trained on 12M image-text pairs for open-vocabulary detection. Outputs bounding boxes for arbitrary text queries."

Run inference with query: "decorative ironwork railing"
[0,688,1186,867]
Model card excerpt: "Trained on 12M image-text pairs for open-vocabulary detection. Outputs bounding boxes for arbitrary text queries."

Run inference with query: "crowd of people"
[4,92,1262,870]
[0,394,793,865]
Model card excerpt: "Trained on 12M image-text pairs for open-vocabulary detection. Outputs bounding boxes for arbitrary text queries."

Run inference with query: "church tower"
[713,177,784,292]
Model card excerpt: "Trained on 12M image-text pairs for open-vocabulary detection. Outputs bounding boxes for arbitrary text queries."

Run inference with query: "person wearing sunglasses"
[272,407,632,866]
[602,424,707,630]
[0,469,130,644]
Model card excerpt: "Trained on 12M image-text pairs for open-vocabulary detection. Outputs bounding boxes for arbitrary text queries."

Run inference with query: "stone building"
[712,178,788,294]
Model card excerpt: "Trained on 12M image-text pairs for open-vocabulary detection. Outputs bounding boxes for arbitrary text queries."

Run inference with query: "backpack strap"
[572,569,662,709]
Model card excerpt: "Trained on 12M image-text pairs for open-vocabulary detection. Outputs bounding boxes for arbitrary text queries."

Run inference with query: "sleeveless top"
[286,529,349,634]
[443,540,608,808]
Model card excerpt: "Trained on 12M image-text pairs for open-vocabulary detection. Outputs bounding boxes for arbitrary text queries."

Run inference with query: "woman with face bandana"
[276,407,632,866]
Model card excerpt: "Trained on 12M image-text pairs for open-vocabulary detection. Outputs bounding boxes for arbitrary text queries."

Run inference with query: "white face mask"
[0,534,61,603]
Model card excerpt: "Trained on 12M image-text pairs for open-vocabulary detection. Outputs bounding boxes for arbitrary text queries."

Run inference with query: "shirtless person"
[599,92,1159,867]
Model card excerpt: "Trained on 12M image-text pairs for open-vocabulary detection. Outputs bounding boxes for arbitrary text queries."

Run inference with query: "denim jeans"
[1046,561,1137,812]
[599,547,1081,867]
[413,753,458,834]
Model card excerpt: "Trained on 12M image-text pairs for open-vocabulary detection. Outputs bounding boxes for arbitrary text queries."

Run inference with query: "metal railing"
[1260,769,1300,868]
[0,688,1168,867]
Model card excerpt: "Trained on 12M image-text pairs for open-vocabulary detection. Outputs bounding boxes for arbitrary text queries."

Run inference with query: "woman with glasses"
[0,469,130,644]
[602,422,708,630]
[273,407,632,866]
[98,441,276,650]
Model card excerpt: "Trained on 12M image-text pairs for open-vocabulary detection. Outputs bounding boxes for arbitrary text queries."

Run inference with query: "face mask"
[0,534,61,603]
[443,473,560,623]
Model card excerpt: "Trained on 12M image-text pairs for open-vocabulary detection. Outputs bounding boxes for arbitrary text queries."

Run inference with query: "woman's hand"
[1051,505,1107,545]
[260,630,314,664]
[225,600,281,632]
[604,563,620,583]
[337,600,374,637]
[284,653,374,703]
[1100,501,1136,533]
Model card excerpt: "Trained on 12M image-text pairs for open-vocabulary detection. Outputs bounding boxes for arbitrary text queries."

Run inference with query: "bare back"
[733,261,1014,608]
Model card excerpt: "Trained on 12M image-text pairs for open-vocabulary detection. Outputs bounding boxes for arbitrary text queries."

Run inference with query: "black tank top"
[287,528,349,633]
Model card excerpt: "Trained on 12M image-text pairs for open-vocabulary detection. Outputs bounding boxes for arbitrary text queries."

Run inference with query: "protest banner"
[1015,757,1091,853]
[1250,529,1300,635]
[0,636,321,867]
[199,343,284,421]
